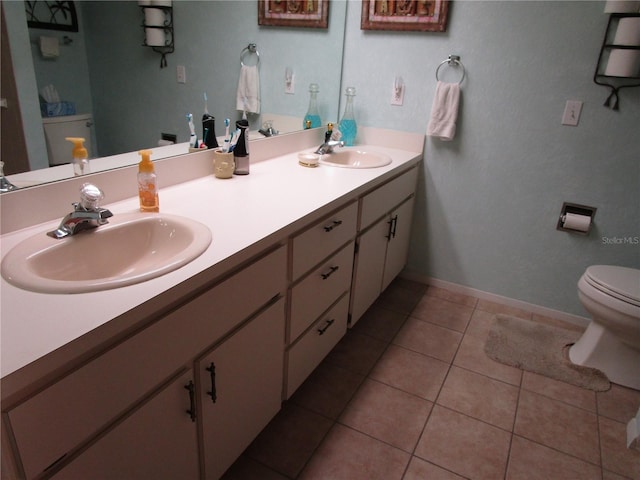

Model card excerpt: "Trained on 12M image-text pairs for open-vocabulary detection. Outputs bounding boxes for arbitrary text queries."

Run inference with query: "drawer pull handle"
[323,220,343,232]
[206,362,217,403]
[317,318,335,335]
[185,380,197,422]
[321,265,339,280]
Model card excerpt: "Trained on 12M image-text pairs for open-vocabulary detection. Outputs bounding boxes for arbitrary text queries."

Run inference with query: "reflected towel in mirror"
[426,81,460,141]
[236,65,260,114]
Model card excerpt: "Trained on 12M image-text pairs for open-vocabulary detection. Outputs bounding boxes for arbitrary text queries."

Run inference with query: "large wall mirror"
[2,0,347,190]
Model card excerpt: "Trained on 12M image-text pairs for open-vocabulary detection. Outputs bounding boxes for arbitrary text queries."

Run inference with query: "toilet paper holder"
[557,202,597,235]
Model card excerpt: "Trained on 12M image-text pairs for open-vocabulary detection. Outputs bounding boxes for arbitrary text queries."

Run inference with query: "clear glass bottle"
[303,83,321,129]
[338,87,357,146]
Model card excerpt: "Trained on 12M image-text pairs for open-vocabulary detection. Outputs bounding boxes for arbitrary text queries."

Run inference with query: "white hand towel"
[426,81,460,141]
[236,65,260,114]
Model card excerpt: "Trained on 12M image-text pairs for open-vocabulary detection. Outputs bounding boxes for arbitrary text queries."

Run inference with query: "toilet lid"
[584,265,640,306]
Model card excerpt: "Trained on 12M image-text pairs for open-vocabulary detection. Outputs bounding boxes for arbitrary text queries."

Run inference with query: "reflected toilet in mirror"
[42,114,93,167]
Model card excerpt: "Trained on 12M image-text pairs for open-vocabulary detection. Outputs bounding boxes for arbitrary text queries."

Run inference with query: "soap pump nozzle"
[324,123,334,143]
[66,137,90,176]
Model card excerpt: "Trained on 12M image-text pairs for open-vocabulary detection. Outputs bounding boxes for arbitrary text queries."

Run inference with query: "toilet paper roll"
[604,0,640,13]
[563,213,591,232]
[605,49,640,77]
[614,17,640,46]
[144,8,165,26]
[145,28,166,47]
[39,36,59,58]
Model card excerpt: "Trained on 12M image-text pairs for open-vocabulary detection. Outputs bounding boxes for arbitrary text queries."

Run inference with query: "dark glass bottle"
[202,114,218,149]
[233,119,249,175]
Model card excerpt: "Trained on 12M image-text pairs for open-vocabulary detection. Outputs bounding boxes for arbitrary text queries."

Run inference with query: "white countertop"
[1,143,421,384]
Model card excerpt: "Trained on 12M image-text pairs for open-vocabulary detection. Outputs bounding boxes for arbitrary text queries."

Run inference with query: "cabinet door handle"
[386,215,398,240]
[323,220,343,232]
[321,265,339,280]
[185,380,196,422]
[390,214,398,239]
[206,362,217,403]
[317,318,335,335]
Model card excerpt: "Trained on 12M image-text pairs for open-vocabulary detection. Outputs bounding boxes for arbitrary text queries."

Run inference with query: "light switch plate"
[176,65,186,84]
[562,100,582,126]
[285,74,295,94]
[391,84,404,106]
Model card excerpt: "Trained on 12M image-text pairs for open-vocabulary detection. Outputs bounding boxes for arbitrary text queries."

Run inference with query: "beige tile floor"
[223,279,640,480]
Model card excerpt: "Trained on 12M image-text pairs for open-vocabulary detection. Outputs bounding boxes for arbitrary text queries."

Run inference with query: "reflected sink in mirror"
[319,147,392,169]
[1,213,212,294]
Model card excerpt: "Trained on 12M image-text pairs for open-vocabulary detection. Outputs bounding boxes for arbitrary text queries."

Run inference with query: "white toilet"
[569,265,640,390]
[42,114,93,167]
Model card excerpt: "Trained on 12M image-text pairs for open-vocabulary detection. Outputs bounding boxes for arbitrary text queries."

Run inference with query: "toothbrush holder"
[213,149,235,179]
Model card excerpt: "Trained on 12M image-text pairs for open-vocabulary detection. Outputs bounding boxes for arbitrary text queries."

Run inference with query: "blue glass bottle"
[303,83,322,129]
[338,87,357,146]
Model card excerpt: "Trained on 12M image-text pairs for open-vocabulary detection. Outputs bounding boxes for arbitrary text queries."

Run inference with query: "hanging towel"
[236,65,260,114]
[426,81,460,141]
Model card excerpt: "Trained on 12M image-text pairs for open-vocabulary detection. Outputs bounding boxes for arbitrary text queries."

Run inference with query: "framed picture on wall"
[361,0,449,32]
[25,1,79,32]
[258,0,330,28]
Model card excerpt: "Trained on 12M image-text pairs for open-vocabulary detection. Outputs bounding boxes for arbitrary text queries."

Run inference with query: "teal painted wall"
[341,0,639,315]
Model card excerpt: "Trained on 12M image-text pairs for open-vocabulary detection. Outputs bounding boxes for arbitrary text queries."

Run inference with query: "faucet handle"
[79,183,105,210]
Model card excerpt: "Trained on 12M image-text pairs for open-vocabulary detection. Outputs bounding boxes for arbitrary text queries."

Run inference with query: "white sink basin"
[319,147,392,169]
[1,213,212,294]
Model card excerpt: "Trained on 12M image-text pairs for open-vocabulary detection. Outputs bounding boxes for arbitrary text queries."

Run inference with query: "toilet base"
[569,321,640,390]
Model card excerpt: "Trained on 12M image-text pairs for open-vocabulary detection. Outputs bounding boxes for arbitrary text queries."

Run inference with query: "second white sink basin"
[1,213,212,294]
[319,147,392,169]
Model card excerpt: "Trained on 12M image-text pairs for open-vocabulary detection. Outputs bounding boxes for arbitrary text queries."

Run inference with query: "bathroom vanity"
[0,127,422,479]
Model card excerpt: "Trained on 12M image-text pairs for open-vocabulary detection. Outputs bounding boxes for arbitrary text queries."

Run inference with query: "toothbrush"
[224,118,230,138]
[203,93,209,115]
[228,129,241,152]
[187,113,198,148]
[225,131,235,152]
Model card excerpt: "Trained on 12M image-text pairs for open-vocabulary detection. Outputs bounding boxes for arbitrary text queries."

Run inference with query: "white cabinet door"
[53,370,199,480]
[349,217,390,324]
[382,196,415,291]
[350,196,416,326]
[198,298,285,480]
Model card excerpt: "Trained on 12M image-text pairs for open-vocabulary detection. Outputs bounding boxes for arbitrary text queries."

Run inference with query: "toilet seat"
[583,265,640,307]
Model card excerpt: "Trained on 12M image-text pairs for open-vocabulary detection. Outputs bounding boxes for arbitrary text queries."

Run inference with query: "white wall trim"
[401,271,589,328]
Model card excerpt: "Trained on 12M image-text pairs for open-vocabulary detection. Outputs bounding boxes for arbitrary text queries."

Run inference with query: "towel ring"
[240,43,260,67]
[435,55,465,85]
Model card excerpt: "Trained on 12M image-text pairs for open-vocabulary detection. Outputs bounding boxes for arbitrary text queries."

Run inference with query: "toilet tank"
[42,114,93,167]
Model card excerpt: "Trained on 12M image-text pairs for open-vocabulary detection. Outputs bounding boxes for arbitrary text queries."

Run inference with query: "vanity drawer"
[292,201,357,280]
[286,293,349,398]
[8,245,286,479]
[290,242,354,343]
[360,166,418,230]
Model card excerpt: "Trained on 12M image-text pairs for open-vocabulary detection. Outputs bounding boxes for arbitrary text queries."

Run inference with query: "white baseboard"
[400,271,589,328]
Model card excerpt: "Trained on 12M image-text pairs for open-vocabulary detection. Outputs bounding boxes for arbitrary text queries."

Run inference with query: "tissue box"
[41,102,76,117]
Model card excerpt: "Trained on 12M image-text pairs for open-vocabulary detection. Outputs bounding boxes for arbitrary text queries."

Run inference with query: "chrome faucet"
[314,140,345,155]
[47,183,113,239]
